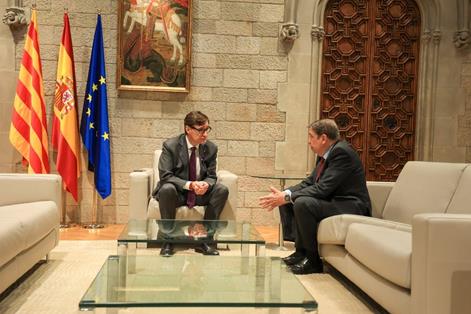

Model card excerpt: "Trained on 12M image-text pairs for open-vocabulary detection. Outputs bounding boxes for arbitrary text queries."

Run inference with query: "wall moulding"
[280,0,300,42]
[454,0,471,48]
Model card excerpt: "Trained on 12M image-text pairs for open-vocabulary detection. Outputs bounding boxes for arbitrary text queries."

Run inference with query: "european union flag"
[80,14,111,199]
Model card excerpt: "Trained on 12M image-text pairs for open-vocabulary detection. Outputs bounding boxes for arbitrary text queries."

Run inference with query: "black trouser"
[279,197,366,260]
[157,182,229,220]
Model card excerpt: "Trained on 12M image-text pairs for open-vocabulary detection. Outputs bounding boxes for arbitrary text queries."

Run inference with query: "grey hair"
[309,119,340,140]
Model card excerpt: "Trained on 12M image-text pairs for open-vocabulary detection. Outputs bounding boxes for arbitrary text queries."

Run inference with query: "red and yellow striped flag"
[9,9,50,174]
[52,12,80,201]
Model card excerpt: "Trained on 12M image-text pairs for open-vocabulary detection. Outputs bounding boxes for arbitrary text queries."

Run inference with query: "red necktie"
[187,147,197,208]
[315,157,325,182]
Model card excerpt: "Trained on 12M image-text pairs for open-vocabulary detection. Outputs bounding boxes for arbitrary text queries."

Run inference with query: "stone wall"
[2,0,471,225]
[7,0,288,225]
[0,0,19,173]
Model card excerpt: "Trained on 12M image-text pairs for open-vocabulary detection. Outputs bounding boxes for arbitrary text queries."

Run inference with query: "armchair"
[129,149,238,221]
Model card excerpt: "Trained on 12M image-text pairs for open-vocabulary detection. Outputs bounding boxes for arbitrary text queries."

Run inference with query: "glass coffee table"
[118,219,266,257]
[79,255,317,313]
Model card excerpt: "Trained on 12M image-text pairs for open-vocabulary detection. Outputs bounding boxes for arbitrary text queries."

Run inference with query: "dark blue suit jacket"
[290,140,371,215]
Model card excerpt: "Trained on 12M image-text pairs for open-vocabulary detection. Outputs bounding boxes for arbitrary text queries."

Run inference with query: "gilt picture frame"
[117,0,192,93]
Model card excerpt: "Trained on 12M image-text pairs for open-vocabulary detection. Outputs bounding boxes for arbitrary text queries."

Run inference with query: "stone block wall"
[0,0,19,173]
[5,0,289,225]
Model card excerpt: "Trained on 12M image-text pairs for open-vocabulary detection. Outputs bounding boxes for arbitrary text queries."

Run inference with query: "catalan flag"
[80,14,111,199]
[9,9,50,174]
[52,12,80,201]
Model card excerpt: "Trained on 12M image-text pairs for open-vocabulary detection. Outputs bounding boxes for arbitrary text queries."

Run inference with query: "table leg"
[256,243,266,256]
[266,223,288,251]
[241,222,250,257]
[127,243,136,274]
[117,245,127,288]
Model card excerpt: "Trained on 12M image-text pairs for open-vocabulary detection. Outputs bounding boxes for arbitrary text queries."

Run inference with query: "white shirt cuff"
[284,189,293,203]
[184,181,191,190]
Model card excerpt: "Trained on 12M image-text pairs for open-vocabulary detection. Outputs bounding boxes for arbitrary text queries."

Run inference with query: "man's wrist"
[283,190,293,203]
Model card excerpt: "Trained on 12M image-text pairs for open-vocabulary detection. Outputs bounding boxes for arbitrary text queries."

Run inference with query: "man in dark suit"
[152,111,229,257]
[260,119,371,274]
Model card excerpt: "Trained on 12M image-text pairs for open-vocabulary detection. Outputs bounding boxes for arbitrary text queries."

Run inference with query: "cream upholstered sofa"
[317,161,471,314]
[0,174,61,294]
[129,149,238,222]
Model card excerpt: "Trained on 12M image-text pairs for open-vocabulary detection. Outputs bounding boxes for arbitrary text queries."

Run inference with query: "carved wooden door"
[320,0,421,181]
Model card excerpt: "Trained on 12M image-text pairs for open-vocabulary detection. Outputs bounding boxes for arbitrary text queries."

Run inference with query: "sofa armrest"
[367,181,394,218]
[129,168,154,220]
[217,170,238,220]
[0,174,62,211]
[412,213,471,314]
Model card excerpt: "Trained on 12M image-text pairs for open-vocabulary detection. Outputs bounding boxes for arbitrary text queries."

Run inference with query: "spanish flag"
[9,9,50,174]
[52,12,80,201]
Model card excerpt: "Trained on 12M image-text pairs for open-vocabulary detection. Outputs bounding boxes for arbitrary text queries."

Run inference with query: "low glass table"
[79,255,317,313]
[118,219,266,257]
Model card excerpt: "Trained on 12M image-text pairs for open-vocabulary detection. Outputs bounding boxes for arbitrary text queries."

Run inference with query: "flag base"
[82,223,104,229]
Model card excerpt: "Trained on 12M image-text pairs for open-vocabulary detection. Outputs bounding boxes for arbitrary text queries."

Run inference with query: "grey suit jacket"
[152,134,218,198]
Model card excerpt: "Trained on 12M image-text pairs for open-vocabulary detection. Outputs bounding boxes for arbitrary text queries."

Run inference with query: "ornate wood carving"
[320,0,421,181]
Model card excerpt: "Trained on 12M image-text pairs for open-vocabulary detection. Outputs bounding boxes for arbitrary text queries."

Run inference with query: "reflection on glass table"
[119,219,266,257]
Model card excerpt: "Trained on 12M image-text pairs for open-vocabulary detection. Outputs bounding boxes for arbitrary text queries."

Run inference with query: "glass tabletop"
[118,219,265,245]
[79,255,317,311]
[250,174,307,180]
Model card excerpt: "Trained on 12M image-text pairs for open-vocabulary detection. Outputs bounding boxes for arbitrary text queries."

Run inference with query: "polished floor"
[59,224,280,243]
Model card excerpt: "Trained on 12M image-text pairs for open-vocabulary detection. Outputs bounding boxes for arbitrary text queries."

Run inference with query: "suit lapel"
[199,144,207,176]
[178,134,189,170]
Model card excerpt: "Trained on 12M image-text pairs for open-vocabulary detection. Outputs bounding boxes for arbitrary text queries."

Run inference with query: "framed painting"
[117,0,192,92]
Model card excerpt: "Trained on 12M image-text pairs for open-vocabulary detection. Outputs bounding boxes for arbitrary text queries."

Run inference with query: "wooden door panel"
[320,0,420,181]
[321,0,370,160]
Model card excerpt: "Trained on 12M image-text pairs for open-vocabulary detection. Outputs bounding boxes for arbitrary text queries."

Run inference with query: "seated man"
[152,111,229,257]
[259,119,371,274]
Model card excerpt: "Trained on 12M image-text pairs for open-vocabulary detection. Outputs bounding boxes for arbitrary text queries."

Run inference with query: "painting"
[117,0,192,92]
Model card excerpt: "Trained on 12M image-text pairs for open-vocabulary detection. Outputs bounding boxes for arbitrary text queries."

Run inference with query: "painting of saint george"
[117,0,191,92]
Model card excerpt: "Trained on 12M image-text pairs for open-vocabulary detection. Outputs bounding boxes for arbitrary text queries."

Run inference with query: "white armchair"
[129,149,238,221]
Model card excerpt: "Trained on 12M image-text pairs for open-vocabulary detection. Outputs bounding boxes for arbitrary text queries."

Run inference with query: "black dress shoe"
[160,243,174,257]
[289,257,323,275]
[282,251,305,266]
[195,243,219,255]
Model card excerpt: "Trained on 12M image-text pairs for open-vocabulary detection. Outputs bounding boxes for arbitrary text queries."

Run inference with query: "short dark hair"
[184,111,209,128]
[309,119,339,140]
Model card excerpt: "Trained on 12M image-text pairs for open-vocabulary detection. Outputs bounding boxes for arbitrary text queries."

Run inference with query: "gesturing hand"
[259,186,287,211]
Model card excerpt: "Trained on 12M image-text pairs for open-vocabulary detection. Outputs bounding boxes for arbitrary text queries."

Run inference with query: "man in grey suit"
[152,111,229,257]
[260,119,371,274]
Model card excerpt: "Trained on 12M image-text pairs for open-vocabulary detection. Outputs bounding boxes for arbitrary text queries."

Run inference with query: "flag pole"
[60,189,70,228]
[83,188,104,229]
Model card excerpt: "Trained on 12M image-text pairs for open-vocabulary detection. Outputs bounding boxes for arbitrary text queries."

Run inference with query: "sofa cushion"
[447,165,471,214]
[318,214,411,245]
[147,198,205,219]
[382,161,467,224]
[345,223,412,289]
[0,201,59,249]
[0,218,25,268]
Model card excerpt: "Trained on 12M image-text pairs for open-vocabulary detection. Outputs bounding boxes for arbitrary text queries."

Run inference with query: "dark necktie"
[315,157,325,182]
[187,147,197,208]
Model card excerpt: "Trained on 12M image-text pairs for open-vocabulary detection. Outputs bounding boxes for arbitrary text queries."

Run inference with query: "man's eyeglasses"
[189,125,212,135]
